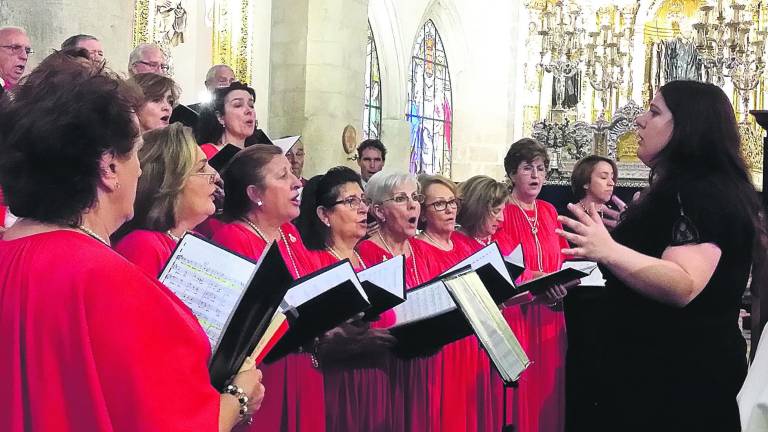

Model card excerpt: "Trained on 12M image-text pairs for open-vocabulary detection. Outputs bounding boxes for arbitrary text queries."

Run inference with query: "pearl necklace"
[166,230,185,242]
[421,231,453,251]
[326,245,367,270]
[378,232,422,285]
[242,217,301,278]
[473,235,492,246]
[77,225,109,247]
[513,198,544,272]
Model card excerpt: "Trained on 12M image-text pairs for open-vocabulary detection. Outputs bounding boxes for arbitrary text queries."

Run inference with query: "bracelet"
[310,337,320,369]
[224,384,251,424]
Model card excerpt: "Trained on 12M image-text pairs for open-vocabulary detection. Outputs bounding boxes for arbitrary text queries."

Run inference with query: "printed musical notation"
[159,235,257,352]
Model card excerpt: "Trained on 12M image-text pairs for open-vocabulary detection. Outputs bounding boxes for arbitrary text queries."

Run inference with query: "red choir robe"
[212,222,325,432]
[0,231,220,431]
[114,229,176,278]
[310,249,396,432]
[200,143,219,159]
[411,235,502,432]
[356,238,437,432]
[0,189,6,229]
[491,200,569,432]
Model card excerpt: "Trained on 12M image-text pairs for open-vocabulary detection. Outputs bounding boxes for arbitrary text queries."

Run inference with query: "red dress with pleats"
[310,249,396,432]
[213,222,325,432]
[492,200,569,432]
[0,231,220,431]
[412,235,503,432]
[356,238,438,431]
[114,229,176,278]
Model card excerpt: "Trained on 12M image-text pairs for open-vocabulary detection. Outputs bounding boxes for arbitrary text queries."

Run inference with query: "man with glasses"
[0,26,32,91]
[187,64,236,113]
[128,43,169,76]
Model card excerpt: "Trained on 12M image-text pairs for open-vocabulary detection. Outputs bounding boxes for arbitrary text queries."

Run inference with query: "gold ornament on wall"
[212,0,253,84]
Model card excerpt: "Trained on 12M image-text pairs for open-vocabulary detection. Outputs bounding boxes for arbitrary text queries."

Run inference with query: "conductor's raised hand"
[557,202,619,263]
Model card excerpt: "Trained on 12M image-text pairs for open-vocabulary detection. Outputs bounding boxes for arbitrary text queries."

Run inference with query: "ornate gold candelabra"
[536,0,585,112]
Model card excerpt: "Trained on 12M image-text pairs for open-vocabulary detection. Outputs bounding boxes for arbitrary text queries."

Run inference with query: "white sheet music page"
[158,234,259,352]
[444,272,530,383]
[561,261,603,287]
[390,280,457,327]
[356,255,405,299]
[445,243,513,286]
[282,261,368,308]
[504,244,525,268]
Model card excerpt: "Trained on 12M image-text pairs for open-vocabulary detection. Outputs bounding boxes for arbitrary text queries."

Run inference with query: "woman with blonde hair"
[114,123,219,276]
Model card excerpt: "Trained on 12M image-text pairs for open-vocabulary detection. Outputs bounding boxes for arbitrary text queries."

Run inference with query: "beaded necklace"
[378,231,422,285]
[512,198,544,272]
[241,217,300,278]
[326,244,367,270]
[77,225,109,246]
[166,230,185,242]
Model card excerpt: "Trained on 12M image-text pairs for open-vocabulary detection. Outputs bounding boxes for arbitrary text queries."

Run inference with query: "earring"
[256,199,263,207]
[115,181,121,191]
[325,221,331,227]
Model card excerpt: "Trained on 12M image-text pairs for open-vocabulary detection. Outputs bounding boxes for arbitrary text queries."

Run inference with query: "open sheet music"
[443,270,531,384]
[356,255,406,318]
[158,234,293,390]
[390,279,456,327]
[159,234,262,352]
[446,242,513,286]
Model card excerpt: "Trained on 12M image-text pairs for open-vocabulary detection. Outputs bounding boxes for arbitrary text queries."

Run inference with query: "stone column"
[0,0,135,74]
[268,0,369,177]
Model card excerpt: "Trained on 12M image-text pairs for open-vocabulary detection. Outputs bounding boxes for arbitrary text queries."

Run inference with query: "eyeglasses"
[382,192,425,205]
[332,195,371,210]
[0,45,33,55]
[136,60,170,73]
[426,198,460,212]
[191,172,217,184]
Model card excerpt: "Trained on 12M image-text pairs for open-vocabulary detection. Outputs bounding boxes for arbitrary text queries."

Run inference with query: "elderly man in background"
[0,26,32,91]
[128,43,168,76]
[61,34,104,64]
[188,64,235,113]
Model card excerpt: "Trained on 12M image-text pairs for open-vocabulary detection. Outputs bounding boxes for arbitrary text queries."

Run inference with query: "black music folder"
[503,244,526,281]
[158,234,293,391]
[516,262,598,295]
[356,255,406,320]
[208,144,241,172]
[264,260,371,362]
[444,243,517,304]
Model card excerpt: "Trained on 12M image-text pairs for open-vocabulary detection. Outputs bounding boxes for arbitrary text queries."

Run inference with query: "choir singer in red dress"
[114,123,219,276]
[195,82,257,159]
[496,137,570,432]
[412,174,495,432]
[0,51,263,432]
[295,166,397,432]
[212,144,324,432]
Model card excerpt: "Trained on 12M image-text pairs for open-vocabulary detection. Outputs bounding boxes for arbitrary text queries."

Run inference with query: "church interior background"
[3,0,766,188]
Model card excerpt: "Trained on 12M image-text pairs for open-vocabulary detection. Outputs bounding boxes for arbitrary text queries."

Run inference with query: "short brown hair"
[504,138,550,177]
[418,174,458,229]
[130,72,180,107]
[456,175,508,236]
[570,155,618,200]
[222,144,282,221]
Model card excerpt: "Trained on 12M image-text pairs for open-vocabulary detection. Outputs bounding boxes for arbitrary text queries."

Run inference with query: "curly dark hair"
[195,81,255,145]
[295,166,363,250]
[0,50,141,226]
[357,138,387,161]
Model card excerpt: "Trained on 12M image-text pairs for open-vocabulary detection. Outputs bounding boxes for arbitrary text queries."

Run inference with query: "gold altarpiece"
[132,0,254,84]
[523,0,766,188]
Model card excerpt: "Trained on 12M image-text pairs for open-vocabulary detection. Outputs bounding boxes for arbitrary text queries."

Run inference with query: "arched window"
[363,23,382,140]
[407,20,453,176]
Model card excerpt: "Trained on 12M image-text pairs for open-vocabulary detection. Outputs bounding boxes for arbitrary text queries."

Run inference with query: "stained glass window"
[363,23,382,140]
[407,20,453,177]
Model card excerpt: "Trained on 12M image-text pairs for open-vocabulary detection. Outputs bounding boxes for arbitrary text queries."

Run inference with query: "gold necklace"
[378,232,421,285]
[242,217,301,278]
[578,200,603,217]
[513,198,544,272]
[421,231,453,251]
[77,225,109,247]
[326,245,367,270]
